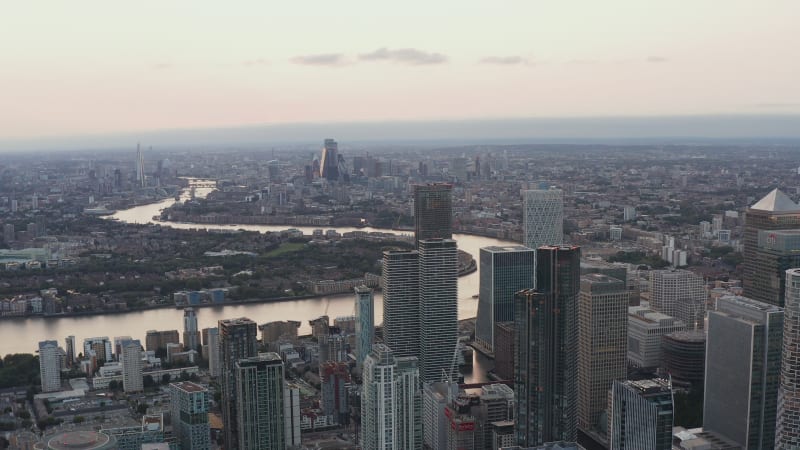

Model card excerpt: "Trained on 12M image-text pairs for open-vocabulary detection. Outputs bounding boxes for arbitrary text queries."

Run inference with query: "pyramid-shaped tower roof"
[750,188,800,212]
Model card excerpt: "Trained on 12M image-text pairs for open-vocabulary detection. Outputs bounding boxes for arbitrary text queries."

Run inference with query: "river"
[5,181,512,382]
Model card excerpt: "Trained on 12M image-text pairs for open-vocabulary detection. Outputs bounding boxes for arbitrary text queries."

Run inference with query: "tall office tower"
[320,138,340,181]
[577,274,628,432]
[413,183,453,246]
[419,239,459,383]
[476,245,535,353]
[135,144,145,188]
[627,306,686,369]
[744,189,800,307]
[206,327,221,378]
[361,344,397,450]
[704,295,783,449]
[234,353,286,450]
[395,356,423,450]
[83,337,113,363]
[219,318,258,450]
[284,383,302,448]
[382,250,420,358]
[64,336,76,368]
[515,246,581,446]
[354,285,375,368]
[169,381,210,450]
[182,308,200,351]
[522,189,564,281]
[120,339,143,393]
[777,269,800,448]
[361,344,422,450]
[649,269,706,330]
[609,379,674,450]
[38,340,61,393]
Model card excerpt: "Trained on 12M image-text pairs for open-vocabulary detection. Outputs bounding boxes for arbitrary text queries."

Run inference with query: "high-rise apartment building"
[743,189,800,307]
[38,340,61,393]
[206,327,221,378]
[609,379,674,450]
[522,189,564,281]
[777,269,800,448]
[64,335,76,368]
[284,383,302,448]
[419,239,459,383]
[413,183,453,246]
[235,353,286,450]
[83,337,113,363]
[382,250,420,358]
[577,274,628,432]
[170,381,210,450]
[219,317,258,450]
[183,308,200,352]
[515,245,581,446]
[704,295,783,449]
[361,344,422,450]
[649,269,706,330]
[354,285,374,368]
[320,138,340,181]
[476,245,535,353]
[120,339,143,393]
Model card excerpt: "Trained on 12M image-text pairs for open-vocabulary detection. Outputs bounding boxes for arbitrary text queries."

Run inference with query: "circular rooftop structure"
[661,330,706,385]
[36,431,116,450]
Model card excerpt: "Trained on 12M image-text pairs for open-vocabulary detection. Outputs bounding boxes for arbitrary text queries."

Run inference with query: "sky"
[1,1,799,144]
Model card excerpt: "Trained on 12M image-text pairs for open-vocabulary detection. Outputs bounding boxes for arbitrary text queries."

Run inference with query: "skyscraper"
[704,295,783,449]
[418,239,459,383]
[38,340,61,393]
[207,327,221,378]
[610,379,673,450]
[476,245,535,353]
[382,250,420,358]
[235,353,286,450]
[219,318,258,450]
[743,189,800,307]
[320,138,340,181]
[413,183,453,246]
[523,189,564,280]
[649,269,706,330]
[577,273,628,432]
[135,144,145,188]
[65,335,76,368]
[170,381,210,450]
[120,339,143,393]
[183,308,200,352]
[354,285,375,368]
[777,268,800,448]
[361,344,422,450]
[515,245,581,446]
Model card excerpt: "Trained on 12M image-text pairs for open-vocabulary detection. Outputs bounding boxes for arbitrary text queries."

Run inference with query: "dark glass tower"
[219,317,258,450]
[413,183,452,247]
[320,138,340,181]
[515,245,581,446]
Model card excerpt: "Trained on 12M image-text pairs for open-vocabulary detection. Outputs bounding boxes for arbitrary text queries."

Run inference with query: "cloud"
[152,63,173,70]
[646,56,668,63]
[480,56,526,65]
[290,53,348,67]
[242,58,269,67]
[359,47,447,65]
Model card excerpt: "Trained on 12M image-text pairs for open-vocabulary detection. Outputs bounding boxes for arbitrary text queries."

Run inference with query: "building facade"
[382,250,420,359]
[704,295,783,449]
[627,306,686,369]
[362,344,398,450]
[38,340,61,393]
[610,379,673,450]
[777,269,800,448]
[182,308,200,352]
[476,245,535,352]
[515,246,581,446]
[120,339,143,393]
[419,239,459,383]
[235,353,286,450]
[577,273,628,432]
[169,381,210,450]
[649,269,706,330]
[413,183,453,246]
[206,327,221,378]
[522,189,564,281]
[354,285,374,368]
[219,317,258,450]
[320,138,340,181]
[743,189,800,307]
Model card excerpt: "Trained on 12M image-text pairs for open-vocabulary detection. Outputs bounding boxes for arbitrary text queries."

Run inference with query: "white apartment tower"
[121,339,144,393]
[354,285,375,368]
[38,340,61,393]
[382,250,420,359]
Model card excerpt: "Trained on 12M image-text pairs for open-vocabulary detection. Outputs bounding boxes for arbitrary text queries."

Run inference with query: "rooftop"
[750,188,800,212]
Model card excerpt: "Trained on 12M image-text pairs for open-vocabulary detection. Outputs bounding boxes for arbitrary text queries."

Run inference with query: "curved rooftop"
[37,431,116,450]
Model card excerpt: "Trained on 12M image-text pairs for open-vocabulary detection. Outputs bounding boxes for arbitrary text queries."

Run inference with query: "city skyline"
[2,1,799,146]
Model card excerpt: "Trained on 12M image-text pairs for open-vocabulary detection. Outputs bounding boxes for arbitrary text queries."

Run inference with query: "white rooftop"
[750,188,800,212]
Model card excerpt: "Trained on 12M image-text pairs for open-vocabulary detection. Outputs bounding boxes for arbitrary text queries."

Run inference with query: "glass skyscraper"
[413,183,453,246]
[610,379,674,450]
[354,285,375,368]
[219,317,258,450]
[777,269,800,448]
[523,189,564,284]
